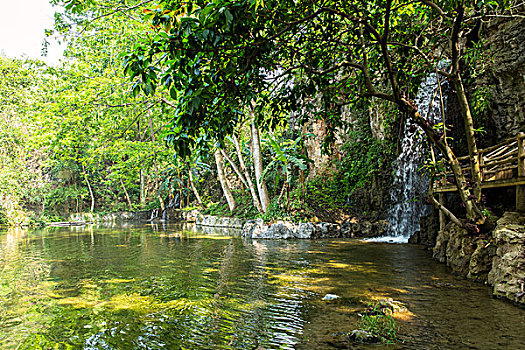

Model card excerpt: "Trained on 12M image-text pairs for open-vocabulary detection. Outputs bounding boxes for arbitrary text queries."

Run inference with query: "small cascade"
[380,71,447,242]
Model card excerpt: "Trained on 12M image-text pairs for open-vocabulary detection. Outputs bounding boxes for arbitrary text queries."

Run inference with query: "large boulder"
[444,224,478,276]
[487,212,525,305]
[432,212,525,306]
[433,222,495,278]
[467,239,497,282]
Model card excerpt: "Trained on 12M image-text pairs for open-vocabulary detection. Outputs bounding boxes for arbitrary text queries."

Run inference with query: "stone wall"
[242,218,389,239]
[195,214,246,229]
[431,212,524,306]
[69,208,183,224]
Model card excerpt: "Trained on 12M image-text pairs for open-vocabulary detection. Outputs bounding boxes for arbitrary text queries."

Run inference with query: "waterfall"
[372,71,446,243]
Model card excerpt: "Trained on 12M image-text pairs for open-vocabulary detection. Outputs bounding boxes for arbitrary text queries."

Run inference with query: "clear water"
[386,72,447,241]
[1,224,524,349]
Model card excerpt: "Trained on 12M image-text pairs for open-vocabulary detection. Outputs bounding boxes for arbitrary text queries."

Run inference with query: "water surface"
[1,224,524,349]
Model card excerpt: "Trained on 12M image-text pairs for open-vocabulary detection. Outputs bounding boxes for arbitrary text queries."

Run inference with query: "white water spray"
[381,72,446,242]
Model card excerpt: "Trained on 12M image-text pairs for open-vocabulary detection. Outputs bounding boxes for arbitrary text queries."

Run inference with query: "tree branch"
[386,42,452,79]
[450,5,464,75]
[429,194,464,227]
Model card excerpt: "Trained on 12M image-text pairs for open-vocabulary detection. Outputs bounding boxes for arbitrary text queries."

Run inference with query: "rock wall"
[408,211,439,247]
[195,214,246,229]
[487,212,525,304]
[69,208,184,224]
[477,16,525,143]
[431,212,524,305]
[242,218,389,239]
[348,172,392,218]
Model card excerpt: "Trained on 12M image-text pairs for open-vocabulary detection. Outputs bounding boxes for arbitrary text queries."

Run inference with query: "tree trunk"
[148,117,166,212]
[231,134,264,213]
[453,73,482,202]
[220,149,248,188]
[404,102,484,223]
[156,181,166,212]
[429,195,463,228]
[82,164,95,212]
[215,150,236,211]
[188,165,204,208]
[249,118,270,211]
[120,178,133,211]
[140,169,146,208]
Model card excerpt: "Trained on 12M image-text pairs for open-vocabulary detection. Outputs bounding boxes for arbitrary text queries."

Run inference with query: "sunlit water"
[1,224,524,349]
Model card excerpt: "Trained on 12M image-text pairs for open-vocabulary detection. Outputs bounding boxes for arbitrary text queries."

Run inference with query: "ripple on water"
[0,225,524,349]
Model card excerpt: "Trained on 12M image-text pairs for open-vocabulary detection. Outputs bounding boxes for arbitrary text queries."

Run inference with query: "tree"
[214,149,236,211]
[0,57,47,224]
[124,0,518,229]
[41,0,179,213]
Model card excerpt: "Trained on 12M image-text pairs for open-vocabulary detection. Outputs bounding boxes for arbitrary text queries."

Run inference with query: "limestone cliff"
[477,16,525,143]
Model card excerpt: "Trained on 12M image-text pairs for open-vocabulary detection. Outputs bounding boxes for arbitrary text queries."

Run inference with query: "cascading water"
[372,71,446,243]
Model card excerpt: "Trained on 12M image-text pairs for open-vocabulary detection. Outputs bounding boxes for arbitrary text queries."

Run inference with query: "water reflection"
[0,225,524,349]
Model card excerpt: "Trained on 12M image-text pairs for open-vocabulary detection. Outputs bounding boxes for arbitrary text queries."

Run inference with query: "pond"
[1,224,524,349]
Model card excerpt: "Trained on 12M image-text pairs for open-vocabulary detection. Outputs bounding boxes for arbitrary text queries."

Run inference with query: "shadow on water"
[0,224,524,349]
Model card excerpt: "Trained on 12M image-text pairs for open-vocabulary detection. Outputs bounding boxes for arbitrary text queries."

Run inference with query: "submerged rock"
[348,329,380,343]
[322,294,340,301]
[377,298,408,313]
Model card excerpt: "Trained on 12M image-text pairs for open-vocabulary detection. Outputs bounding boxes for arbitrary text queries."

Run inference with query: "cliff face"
[478,17,525,143]
[302,103,394,218]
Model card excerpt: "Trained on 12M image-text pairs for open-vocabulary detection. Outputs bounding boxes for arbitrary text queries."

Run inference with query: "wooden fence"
[434,132,525,193]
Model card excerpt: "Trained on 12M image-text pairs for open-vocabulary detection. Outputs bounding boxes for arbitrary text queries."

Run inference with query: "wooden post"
[517,133,525,212]
[479,152,485,182]
[439,177,447,231]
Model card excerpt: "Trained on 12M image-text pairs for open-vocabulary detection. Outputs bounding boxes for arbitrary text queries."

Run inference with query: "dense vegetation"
[0,0,518,229]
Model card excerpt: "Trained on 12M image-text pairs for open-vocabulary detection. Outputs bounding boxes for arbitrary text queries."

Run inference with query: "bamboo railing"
[434,132,525,192]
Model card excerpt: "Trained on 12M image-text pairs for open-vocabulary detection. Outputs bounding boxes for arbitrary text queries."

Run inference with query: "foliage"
[0,2,185,222]
[121,0,518,224]
[337,132,394,196]
[203,190,259,219]
[0,57,47,225]
[356,302,398,344]
[122,0,503,146]
[0,0,517,225]
[261,133,311,185]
